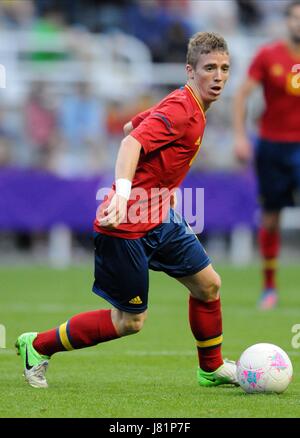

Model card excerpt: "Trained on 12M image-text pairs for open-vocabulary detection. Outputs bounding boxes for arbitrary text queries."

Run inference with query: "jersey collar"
[185,84,206,121]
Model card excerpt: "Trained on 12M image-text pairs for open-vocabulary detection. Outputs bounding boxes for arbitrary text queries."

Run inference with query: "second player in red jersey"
[234,0,300,310]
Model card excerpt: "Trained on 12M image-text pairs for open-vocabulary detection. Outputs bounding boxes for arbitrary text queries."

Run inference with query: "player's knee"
[199,273,221,301]
[123,319,143,335]
[122,312,147,335]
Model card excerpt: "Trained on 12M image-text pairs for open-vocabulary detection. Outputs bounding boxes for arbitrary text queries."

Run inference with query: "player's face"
[287,5,300,43]
[188,51,230,108]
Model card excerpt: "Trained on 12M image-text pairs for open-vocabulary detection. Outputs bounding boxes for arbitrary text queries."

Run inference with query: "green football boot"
[15,332,50,388]
[198,359,239,387]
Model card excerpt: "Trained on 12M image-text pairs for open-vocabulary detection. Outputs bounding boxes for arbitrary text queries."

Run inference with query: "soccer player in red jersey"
[16,32,238,389]
[234,1,300,310]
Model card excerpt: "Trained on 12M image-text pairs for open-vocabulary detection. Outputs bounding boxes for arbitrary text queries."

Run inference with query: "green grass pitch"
[0,264,299,418]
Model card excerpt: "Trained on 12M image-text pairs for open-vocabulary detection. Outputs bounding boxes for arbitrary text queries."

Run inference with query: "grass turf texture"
[0,265,299,418]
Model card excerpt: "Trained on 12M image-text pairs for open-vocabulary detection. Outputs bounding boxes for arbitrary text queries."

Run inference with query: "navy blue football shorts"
[255,138,300,211]
[92,209,210,314]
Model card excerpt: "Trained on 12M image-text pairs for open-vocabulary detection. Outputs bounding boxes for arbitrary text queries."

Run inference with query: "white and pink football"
[237,343,293,394]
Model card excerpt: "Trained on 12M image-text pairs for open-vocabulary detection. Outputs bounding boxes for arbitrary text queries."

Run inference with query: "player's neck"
[186,81,209,112]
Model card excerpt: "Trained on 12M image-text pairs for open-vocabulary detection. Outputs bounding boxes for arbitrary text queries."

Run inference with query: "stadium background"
[0,0,299,419]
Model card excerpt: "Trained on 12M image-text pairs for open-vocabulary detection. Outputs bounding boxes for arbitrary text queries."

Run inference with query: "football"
[237,343,293,394]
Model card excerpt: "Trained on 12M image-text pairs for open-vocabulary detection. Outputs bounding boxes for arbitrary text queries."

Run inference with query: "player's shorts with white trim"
[92,209,210,313]
[255,138,300,211]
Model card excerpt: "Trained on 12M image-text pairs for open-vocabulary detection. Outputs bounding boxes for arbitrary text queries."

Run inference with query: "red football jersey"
[248,41,300,142]
[94,85,206,238]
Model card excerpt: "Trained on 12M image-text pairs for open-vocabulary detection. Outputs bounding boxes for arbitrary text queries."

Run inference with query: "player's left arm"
[123,121,133,136]
[123,107,153,136]
[233,77,260,163]
[233,47,266,164]
[99,135,142,228]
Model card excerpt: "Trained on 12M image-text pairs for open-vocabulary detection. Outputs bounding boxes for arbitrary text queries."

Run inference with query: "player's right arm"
[99,135,142,228]
[233,77,259,164]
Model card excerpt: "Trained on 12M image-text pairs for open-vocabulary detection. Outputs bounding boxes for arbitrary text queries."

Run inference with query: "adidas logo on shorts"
[129,296,143,305]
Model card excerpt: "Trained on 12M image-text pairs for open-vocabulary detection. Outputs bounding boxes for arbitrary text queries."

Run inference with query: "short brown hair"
[186,32,229,69]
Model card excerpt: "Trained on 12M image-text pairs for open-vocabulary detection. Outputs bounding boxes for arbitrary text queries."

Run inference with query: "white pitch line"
[2,348,299,357]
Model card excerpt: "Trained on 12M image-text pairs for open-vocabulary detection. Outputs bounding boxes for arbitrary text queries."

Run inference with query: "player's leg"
[258,210,280,309]
[16,233,149,388]
[15,311,119,389]
[16,308,147,389]
[146,209,237,387]
[177,265,222,374]
[255,139,290,309]
[111,308,147,336]
[176,265,238,387]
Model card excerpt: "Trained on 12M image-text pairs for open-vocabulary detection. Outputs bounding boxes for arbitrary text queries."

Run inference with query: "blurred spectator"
[106,92,156,168]
[235,0,262,29]
[0,0,35,29]
[81,0,124,33]
[57,81,107,176]
[163,21,190,63]
[105,100,128,169]
[24,82,58,169]
[36,0,78,25]
[124,0,178,61]
[106,92,155,137]
[0,109,13,166]
[187,0,238,35]
[106,101,128,137]
[158,0,189,14]
[28,5,68,62]
[256,0,291,37]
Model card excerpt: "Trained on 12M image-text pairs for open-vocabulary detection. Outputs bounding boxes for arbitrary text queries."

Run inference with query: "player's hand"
[234,136,253,164]
[98,194,128,229]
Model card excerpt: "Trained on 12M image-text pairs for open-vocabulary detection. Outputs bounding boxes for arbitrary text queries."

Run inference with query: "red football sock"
[258,227,280,290]
[189,295,223,372]
[33,309,119,357]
